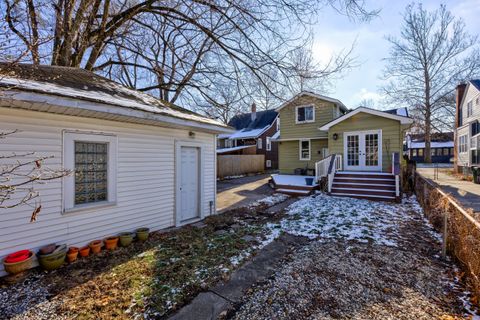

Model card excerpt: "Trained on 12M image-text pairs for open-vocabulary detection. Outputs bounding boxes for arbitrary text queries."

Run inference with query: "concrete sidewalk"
[417,167,480,212]
[216,174,273,213]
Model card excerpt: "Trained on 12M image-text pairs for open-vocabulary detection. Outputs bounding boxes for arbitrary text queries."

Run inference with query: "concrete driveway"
[217,174,274,213]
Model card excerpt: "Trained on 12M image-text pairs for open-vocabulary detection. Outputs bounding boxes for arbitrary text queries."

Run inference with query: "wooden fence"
[217,154,265,178]
[415,172,480,301]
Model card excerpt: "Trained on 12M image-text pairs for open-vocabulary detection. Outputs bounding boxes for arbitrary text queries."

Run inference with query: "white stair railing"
[315,154,343,192]
[392,152,400,198]
[315,155,332,182]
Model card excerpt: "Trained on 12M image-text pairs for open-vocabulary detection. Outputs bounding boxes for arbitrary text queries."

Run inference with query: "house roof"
[216,145,255,154]
[408,132,454,143]
[275,91,348,113]
[0,63,231,133]
[221,109,278,139]
[319,107,414,131]
[228,110,278,130]
[384,107,409,117]
[470,79,480,91]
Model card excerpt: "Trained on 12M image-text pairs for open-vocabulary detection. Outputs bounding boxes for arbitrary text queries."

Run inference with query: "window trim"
[459,134,468,153]
[63,131,118,213]
[299,139,311,160]
[257,137,263,149]
[266,136,271,151]
[295,105,315,124]
[266,159,272,168]
[467,100,473,117]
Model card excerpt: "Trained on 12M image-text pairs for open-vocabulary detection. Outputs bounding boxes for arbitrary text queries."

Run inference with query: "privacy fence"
[217,154,264,179]
[415,173,480,300]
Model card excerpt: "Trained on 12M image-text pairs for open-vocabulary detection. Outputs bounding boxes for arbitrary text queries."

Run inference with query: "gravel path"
[229,196,471,320]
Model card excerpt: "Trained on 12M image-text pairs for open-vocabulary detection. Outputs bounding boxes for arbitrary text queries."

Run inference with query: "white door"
[179,146,200,222]
[344,130,382,171]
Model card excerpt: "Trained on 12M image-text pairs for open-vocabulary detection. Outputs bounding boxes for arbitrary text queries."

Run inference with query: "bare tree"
[0,130,71,222]
[0,0,375,118]
[287,38,357,95]
[382,3,480,163]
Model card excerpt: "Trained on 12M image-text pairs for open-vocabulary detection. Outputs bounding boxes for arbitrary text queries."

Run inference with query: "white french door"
[343,130,382,171]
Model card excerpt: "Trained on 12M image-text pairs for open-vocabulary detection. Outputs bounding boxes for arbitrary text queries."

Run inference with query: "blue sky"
[312,0,480,108]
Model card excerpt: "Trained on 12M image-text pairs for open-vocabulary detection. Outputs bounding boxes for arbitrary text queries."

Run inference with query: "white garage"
[0,63,232,276]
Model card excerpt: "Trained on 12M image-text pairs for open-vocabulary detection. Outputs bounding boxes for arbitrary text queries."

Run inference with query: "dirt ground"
[228,197,475,320]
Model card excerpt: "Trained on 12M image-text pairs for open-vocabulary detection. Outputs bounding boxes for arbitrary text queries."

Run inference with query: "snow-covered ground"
[262,193,420,247]
[249,193,289,207]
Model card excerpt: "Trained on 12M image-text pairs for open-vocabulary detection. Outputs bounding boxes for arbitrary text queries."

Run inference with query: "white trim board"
[319,107,413,131]
[2,90,233,134]
[275,91,348,112]
[175,140,206,226]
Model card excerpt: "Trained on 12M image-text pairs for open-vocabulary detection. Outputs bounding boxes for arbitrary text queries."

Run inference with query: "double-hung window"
[467,101,473,117]
[257,138,263,149]
[266,137,272,151]
[459,135,468,153]
[299,139,311,160]
[296,105,315,123]
[63,131,117,212]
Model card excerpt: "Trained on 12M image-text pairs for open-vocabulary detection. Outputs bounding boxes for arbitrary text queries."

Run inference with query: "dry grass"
[415,174,480,308]
[0,205,278,319]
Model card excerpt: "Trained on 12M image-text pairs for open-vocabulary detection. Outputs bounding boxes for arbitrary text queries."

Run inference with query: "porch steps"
[330,172,397,201]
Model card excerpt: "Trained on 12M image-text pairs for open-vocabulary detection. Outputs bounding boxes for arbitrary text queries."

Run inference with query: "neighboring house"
[0,63,232,276]
[218,104,279,169]
[455,80,480,172]
[405,132,454,163]
[272,91,413,201]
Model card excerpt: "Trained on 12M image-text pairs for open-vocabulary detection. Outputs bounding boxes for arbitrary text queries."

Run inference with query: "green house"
[272,92,413,201]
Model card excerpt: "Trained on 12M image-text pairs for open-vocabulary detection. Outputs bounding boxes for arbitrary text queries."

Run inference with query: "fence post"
[442,210,448,258]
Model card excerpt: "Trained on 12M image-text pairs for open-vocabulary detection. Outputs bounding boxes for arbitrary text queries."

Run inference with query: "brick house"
[218,104,279,170]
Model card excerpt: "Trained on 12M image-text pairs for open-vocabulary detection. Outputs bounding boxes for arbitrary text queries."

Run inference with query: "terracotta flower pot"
[89,240,102,254]
[67,251,78,263]
[104,237,119,251]
[68,246,79,253]
[136,228,150,242]
[79,246,90,257]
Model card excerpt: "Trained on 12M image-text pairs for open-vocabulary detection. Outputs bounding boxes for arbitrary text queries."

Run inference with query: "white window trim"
[266,159,272,168]
[266,136,272,151]
[459,135,468,154]
[257,137,263,149]
[295,105,315,124]
[276,118,280,131]
[299,139,311,160]
[63,131,118,213]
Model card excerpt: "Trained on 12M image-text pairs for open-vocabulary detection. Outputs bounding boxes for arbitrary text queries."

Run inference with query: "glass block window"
[74,142,108,205]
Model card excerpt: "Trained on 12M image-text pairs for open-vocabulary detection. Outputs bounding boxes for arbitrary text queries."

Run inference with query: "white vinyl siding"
[0,108,216,275]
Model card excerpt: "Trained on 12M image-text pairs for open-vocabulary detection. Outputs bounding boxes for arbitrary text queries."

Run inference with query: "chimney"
[454,82,467,173]
[456,83,467,129]
[251,102,257,121]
